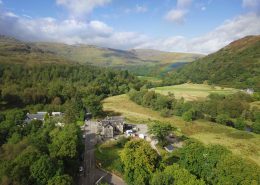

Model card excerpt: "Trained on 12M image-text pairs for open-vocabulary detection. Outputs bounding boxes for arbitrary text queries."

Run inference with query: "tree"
[178,141,231,182]
[148,122,174,146]
[120,139,159,185]
[234,118,246,130]
[30,155,56,185]
[52,97,62,105]
[252,122,260,134]
[64,100,78,124]
[83,95,103,117]
[49,124,80,159]
[182,110,193,122]
[213,154,260,185]
[9,145,41,185]
[151,164,205,185]
[216,114,230,125]
[47,175,73,185]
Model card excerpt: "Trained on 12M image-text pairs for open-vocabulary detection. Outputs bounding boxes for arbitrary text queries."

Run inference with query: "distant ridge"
[163,35,260,91]
[0,35,203,76]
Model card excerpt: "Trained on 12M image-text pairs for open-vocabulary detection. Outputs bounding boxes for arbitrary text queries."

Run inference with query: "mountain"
[163,35,260,91]
[0,35,71,65]
[0,35,203,75]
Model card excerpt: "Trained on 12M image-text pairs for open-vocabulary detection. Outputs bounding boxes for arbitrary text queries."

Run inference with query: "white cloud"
[22,14,32,19]
[136,5,148,13]
[165,0,192,23]
[242,0,260,13]
[137,13,260,54]
[165,9,187,23]
[0,10,259,54]
[56,0,111,17]
[177,0,193,8]
[0,10,148,49]
[124,5,148,14]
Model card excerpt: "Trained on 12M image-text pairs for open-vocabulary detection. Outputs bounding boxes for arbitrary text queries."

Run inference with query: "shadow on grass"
[226,131,255,139]
[103,110,122,117]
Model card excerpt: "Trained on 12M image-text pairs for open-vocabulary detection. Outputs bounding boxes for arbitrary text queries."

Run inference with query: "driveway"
[78,121,126,185]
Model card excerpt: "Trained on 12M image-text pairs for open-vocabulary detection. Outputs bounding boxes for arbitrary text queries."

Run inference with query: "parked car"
[79,166,84,173]
[82,134,86,139]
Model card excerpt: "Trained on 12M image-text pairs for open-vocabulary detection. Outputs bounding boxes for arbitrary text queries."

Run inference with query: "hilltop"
[163,35,260,91]
[0,35,202,75]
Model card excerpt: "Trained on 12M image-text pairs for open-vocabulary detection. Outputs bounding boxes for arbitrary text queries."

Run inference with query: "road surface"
[78,121,126,185]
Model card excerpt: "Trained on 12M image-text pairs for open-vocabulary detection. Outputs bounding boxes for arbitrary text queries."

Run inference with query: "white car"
[79,166,84,173]
[82,134,86,139]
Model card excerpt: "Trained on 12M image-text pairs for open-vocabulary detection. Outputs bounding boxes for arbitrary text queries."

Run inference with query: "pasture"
[152,83,239,101]
[102,94,260,166]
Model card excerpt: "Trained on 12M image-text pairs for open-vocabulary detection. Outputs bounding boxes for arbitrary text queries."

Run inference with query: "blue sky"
[0,0,259,53]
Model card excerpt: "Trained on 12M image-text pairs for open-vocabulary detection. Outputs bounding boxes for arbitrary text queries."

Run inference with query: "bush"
[252,122,260,134]
[216,114,230,125]
[234,118,246,130]
[160,109,172,117]
[182,110,193,122]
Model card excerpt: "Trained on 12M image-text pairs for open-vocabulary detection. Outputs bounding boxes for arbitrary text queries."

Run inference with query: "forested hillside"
[163,35,260,91]
[0,63,142,113]
[0,42,143,184]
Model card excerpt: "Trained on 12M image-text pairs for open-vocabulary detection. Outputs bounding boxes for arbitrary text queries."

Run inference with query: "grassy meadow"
[102,94,260,166]
[95,139,125,177]
[138,76,162,84]
[152,83,239,101]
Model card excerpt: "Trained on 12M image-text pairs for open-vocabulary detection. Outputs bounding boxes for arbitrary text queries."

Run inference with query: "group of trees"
[120,139,260,185]
[0,109,83,185]
[128,89,260,134]
[178,140,260,185]
[0,53,145,184]
[0,63,143,116]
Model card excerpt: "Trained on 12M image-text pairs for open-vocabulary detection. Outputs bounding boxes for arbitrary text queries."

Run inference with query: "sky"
[0,0,259,54]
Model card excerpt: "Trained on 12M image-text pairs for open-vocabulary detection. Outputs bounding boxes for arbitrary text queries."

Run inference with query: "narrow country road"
[78,121,126,185]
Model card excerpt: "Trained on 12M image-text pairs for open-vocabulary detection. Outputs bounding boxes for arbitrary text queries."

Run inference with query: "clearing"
[102,94,260,166]
[152,83,239,101]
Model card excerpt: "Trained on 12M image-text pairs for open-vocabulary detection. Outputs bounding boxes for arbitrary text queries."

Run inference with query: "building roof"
[104,116,124,122]
[26,113,45,120]
[164,144,175,152]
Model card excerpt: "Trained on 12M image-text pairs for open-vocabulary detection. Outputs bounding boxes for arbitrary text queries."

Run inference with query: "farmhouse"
[25,112,48,123]
[97,116,126,138]
[25,111,65,124]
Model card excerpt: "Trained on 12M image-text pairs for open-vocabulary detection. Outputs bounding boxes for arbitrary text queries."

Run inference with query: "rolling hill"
[163,35,260,91]
[0,35,203,75]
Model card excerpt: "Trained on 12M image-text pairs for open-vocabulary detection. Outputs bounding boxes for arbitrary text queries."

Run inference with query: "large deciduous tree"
[151,164,205,185]
[148,122,174,146]
[120,139,159,185]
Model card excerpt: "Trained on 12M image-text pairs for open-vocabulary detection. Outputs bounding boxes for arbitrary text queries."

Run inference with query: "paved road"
[78,121,126,185]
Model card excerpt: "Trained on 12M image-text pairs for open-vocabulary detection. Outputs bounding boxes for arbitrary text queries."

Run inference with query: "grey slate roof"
[25,112,46,122]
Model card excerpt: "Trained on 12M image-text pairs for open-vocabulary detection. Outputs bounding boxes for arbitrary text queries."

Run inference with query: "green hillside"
[163,35,260,91]
[0,36,71,65]
[0,35,202,75]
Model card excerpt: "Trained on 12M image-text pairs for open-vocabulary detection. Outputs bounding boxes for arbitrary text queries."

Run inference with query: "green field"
[102,94,260,166]
[152,83,239,101]
[138,76,162,84]
[95,140,125,177]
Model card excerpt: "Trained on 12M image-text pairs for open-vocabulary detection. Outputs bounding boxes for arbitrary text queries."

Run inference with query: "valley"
[0,33,260,185]
[102,94,260,166]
